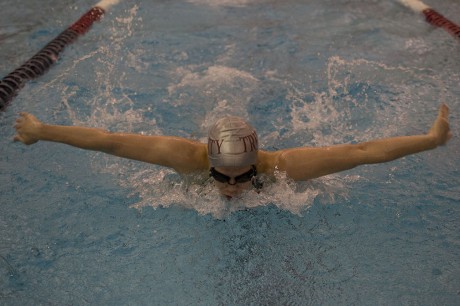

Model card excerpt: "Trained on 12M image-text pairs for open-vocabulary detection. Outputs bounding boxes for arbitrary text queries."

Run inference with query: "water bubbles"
[118,167,351,219]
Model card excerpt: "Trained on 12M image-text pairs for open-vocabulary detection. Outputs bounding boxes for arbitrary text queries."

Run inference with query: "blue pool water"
[1,0,459,304]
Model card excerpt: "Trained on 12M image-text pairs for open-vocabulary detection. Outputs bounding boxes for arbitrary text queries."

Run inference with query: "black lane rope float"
[398,0,460,39]
[0,0,121,112]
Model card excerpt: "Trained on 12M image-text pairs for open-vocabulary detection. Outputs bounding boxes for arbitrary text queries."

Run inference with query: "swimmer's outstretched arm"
[14,113,209,173]
[268,104,452,181]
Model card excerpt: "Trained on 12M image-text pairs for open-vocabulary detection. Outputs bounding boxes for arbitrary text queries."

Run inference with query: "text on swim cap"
[208,131,258,154]
[240,131,258,152]
[208,139,224,154]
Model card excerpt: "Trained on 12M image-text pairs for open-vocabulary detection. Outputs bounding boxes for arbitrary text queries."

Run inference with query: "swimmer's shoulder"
[172,140,209,174]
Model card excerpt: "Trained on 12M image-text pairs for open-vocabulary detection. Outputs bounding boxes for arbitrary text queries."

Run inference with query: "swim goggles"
[209,165,257,185]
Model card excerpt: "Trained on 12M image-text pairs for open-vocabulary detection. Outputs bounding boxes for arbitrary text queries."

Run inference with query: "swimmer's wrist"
[24,119,45,142]
[425,132,440,148]
[35,123,53,141]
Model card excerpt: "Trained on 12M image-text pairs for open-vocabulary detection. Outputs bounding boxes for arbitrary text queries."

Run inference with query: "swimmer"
[14,104,451,198]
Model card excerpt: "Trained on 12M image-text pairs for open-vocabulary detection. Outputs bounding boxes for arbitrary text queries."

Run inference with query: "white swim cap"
[207,116,258,168]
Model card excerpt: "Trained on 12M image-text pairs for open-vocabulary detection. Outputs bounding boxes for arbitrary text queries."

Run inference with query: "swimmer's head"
[207,116,258,168]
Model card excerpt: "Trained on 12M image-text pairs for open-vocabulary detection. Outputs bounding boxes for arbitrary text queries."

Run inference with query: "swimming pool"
[1,0,459,304]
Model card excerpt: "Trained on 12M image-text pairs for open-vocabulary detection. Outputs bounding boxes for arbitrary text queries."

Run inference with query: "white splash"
[286,56,446,147]
[59,5,154,133]
[167,64,260,129]
[123,168,352,219]
[168,65,259,98]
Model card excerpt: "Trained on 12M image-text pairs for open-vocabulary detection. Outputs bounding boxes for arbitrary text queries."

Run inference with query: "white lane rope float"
[398,0,460,40]
[0,0,121,111]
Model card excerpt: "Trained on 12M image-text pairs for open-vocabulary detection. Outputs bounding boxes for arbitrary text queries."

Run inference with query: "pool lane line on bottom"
[0,0,121,112]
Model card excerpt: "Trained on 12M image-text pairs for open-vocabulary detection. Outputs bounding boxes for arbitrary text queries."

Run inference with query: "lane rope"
[398,0,460,39]
[0,0,121,111]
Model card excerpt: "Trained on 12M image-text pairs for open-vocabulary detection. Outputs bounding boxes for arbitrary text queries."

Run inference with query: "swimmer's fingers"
[438,103,449,122]
[13,134,28,143]
[438,103,452,144]
[13,132,39,145]
[13,112,40,145]
[13,129,38,145]
[14,112,33,127]
[429,104,452,146]
[442,104,453,143]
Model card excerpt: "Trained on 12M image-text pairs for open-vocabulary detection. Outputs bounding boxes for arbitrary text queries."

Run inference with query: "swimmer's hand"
[428,104,452,146]
[14,112,42,145]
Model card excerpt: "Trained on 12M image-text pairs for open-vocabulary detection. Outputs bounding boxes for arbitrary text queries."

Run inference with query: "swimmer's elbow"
[95,131,127,154]
[59,127,116,153]
[353,143,391,164]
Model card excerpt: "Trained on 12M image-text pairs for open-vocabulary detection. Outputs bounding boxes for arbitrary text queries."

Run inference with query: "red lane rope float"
[423,9,460,38]
[0,0,120,111]
[398,0,460,39]
[70,7,105,35]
